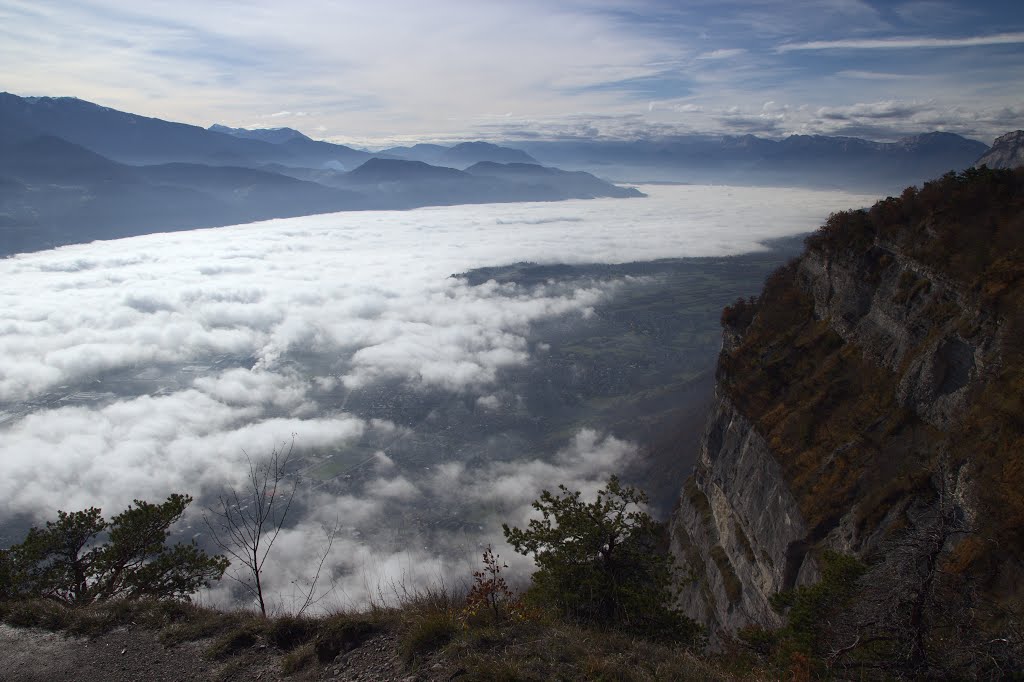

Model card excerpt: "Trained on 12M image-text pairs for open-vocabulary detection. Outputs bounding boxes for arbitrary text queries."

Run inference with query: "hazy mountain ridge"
[0,133,365,255]
[378,141,539,168]
[0,90,1008,259]
[516,131,990,192]
[208,123,311,144]
[0,93,289,166]
[0,93,640,256]
[439,141,539,167]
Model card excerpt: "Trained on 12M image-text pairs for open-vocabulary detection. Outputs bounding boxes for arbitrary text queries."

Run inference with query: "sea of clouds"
[0,185,877,610]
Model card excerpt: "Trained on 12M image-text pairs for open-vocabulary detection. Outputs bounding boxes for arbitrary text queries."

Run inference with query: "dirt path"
[0,624,215,681]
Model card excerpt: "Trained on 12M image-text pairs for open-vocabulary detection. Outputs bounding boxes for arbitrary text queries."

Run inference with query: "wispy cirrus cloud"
[777,31,1024,52]
[1,1,1021,144]
[696,48,747,60]
[836,70,916,80]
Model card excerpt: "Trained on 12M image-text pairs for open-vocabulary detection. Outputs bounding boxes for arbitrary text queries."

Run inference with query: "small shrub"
[780,551,866,647]
[721,296,758,331]
[736,625,781,656]
[747,551,868,676]
[400,611,458,663]
[460,545,538,628]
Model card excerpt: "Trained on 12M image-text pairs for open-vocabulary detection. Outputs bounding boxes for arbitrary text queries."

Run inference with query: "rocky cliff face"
[670,395,814,633]
[670,167,1024,642]
[976,130,1024,169]
[797,243,1000,430]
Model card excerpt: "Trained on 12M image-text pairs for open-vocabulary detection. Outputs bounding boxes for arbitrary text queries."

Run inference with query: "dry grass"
[448,619,730,681]
[0,568,759,680]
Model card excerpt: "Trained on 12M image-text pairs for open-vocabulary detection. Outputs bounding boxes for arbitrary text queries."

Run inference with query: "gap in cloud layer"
[0,185,878,608]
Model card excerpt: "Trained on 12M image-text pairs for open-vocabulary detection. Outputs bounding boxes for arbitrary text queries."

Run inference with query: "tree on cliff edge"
[503,475,698,641]
[0,494,228,605]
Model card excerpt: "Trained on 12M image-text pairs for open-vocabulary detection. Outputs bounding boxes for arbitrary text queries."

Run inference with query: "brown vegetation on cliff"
[710,167,1024,676]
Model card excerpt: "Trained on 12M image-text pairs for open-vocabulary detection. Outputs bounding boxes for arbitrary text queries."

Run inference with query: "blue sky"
[1,0,1022,145]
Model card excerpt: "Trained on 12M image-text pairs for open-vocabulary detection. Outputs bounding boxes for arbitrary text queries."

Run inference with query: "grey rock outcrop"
[976,130,1024,169]
[797,244,999,430]
[670,396,816,634]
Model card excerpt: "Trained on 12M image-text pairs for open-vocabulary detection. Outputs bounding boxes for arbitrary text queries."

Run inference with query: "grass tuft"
[267,614,319,651]
[280,642,317,675]
[399,610,458,664]
[204,619,266,660]
[3,599,73,631]
[313,615,375,663]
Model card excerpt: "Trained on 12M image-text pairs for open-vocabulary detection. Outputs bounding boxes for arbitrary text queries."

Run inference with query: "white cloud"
[0,186,880,609]
[696,48,746,60]
[2,2,1018,146]
[232,428,643,612]
[366,475,420,501]
[476,395,500,411]
[836,70,915,80]
[193,368,312,409]
[0,390,367,515]
[777,32,1024,52]
[0,186,875,403]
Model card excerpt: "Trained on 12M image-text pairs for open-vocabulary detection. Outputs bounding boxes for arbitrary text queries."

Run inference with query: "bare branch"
[204,438,298,617]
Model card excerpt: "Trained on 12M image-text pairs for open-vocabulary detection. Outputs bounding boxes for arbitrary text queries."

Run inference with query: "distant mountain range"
[515,132,991,191]
[0,93,640,256]
[0,91,1010,257]
[377,141,539,168]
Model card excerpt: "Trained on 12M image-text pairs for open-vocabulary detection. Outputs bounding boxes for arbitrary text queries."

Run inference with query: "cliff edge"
[671,166,1024,674]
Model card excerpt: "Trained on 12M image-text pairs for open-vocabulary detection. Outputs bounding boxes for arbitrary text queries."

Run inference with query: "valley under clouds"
[0,185,877,609]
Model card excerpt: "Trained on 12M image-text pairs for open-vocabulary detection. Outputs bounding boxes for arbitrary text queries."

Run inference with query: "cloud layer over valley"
[0,186,877,608]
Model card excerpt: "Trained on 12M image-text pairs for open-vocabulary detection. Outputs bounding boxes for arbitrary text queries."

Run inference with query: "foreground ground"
[0,622,409,682]
[0,599,730,682]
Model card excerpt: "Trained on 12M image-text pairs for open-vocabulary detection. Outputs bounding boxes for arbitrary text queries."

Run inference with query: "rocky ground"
[0,624,463,682]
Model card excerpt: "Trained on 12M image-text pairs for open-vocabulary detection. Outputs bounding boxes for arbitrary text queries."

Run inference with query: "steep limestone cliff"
[670,167,1024,654]
[670,395,813,633]
[797,241,1000,430]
